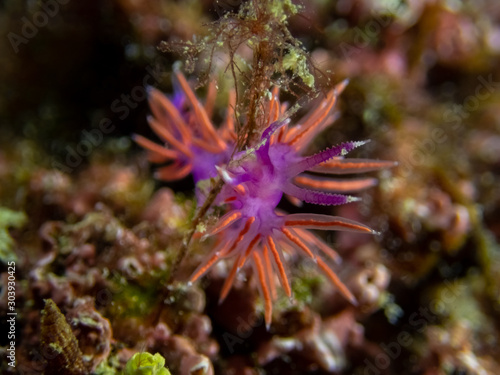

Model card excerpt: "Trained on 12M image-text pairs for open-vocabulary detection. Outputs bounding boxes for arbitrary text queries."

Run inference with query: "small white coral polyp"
[136,73,395,328]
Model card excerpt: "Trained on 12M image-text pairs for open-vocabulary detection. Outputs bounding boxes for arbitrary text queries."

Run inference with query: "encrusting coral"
[135,70,396,328]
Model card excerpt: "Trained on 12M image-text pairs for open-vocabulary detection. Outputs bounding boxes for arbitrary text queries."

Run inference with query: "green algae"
[125,352,171,375]
[106,281,160,318]
[0,206,27,262]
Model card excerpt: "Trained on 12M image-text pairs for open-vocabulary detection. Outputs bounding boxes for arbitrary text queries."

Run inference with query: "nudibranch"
[136,73,395,328]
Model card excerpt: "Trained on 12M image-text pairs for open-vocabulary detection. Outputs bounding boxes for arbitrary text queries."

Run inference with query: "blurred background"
[1,1,500,374]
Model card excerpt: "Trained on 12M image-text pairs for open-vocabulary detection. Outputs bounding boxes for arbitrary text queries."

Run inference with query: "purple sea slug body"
[133,72,235,187]
[136,74,395,328]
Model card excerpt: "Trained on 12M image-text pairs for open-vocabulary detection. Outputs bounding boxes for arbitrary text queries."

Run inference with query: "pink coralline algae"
[136,73,395,328]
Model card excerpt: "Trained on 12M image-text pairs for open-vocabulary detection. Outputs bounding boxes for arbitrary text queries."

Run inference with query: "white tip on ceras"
[335,78,350,95]
[215,165,235,184]
[341,140,371,156]
[346,196,362,203]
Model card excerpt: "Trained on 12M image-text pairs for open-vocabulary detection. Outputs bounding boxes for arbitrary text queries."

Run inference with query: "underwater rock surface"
[1,1,500,374]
